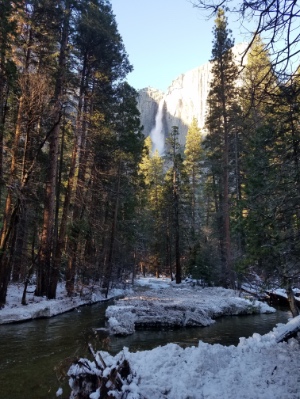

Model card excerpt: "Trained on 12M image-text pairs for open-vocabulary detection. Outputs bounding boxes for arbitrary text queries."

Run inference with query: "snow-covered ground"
[66,278,300,399]
[68,314,300,399]
[0,277,273,326]
[1,277,300,399]
[106,280,275,335]
[0,282,128,324]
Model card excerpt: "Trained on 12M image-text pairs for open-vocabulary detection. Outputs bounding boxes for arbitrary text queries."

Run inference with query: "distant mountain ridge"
[137,42,248,150]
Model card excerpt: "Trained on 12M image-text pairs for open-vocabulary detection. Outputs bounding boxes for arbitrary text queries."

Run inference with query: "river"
[0,301,291,399]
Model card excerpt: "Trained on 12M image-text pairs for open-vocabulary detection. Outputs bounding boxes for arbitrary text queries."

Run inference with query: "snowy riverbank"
[68,314,300,399]
[106,279,275,335]
[66,279,300,398]
[1,277,299,398]
[0,277,274,326]
[0,282,128,325]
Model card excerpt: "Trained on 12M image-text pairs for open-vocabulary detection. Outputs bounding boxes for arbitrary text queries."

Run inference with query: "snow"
[106,281,275,335]
[267,288,300,303]
[1,277,299,399]
[133,277,171,289]
[0,282,129,324]
[0,277,273,326]
[69,316,300,399]
[241,282,268,299]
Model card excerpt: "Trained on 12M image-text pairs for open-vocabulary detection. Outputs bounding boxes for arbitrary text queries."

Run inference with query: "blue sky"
[111,0,253,92]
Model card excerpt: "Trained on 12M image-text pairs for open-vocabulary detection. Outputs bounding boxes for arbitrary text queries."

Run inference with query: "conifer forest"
[0,0,299,315]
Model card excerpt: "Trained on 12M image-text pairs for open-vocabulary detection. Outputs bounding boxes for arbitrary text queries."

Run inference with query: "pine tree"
[237,37,276,277]
[0,1,20,202]
[183,117,203,237]
[241,36,276,129]
[204,8,239,288]
[240,42,300,315]
[0,0,138,306]
[166,126,183,284]
[0,0,63,305]
[138,136,166,277]
[100,82,143,294]
[37,0,73,299]
[55,0,133,296]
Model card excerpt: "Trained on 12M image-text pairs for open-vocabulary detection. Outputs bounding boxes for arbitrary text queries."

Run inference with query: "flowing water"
[0,301,291,399]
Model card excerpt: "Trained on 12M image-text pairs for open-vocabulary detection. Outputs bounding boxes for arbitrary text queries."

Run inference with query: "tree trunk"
[37,1,71,299]
[102,161,121,297]
[11,204,28,282]
[285,281,300,317]
[166,220,173,280]
[173,169,181,284]
[55,53,88,296]
[220,65,234,289]
[0,74,5,202]
[0,200,20,307]
[0,89,26,305]
[65,77,90,296]
[0,4,11,203]
[0,21,39,304]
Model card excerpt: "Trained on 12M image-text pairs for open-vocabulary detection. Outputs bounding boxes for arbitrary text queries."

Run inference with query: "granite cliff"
[137,43,248,151]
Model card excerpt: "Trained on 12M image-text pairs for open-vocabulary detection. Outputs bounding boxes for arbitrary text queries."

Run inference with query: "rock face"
[137,87,164,135]
[137,43,248,148]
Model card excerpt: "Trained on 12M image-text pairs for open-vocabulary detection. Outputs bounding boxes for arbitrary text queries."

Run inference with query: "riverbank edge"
[0,279,277,327]
[0,283,127,325]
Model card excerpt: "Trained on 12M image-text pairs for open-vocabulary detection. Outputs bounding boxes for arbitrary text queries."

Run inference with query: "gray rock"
[138,43,248,147]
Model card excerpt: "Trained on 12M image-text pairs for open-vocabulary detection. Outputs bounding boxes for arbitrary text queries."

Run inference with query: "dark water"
[0,302,291,399]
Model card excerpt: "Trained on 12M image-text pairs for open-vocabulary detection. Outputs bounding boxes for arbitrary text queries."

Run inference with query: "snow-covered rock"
[106,285,275,336]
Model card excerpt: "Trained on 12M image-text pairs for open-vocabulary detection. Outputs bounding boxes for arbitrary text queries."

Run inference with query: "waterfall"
[150,98,165,155]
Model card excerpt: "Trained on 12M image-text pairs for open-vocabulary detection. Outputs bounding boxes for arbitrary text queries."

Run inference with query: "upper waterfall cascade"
[150,97,166,155]
[137,42,248,146]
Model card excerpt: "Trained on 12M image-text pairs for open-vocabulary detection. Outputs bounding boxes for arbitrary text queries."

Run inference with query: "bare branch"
[192,0,300,77]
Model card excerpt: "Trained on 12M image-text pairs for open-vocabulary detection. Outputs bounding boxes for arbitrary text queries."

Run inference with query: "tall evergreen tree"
[55,0,133,297]
[183,117,203,237]
[0,1,20,202]
[237,37,276,275]
[37,0,73,299]
[100,82,143,294]
[204,8,239,288]
[0,0,140,306]
[165,126,183,284]
[138,137,166,277]
[240,40,300,316]
[0,0,63,305]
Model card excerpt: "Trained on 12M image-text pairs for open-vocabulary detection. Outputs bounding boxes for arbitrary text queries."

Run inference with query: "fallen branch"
[276,325,300,343]
[276,315,300,343]
[88,343,106,369]
[68,344,145,399]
